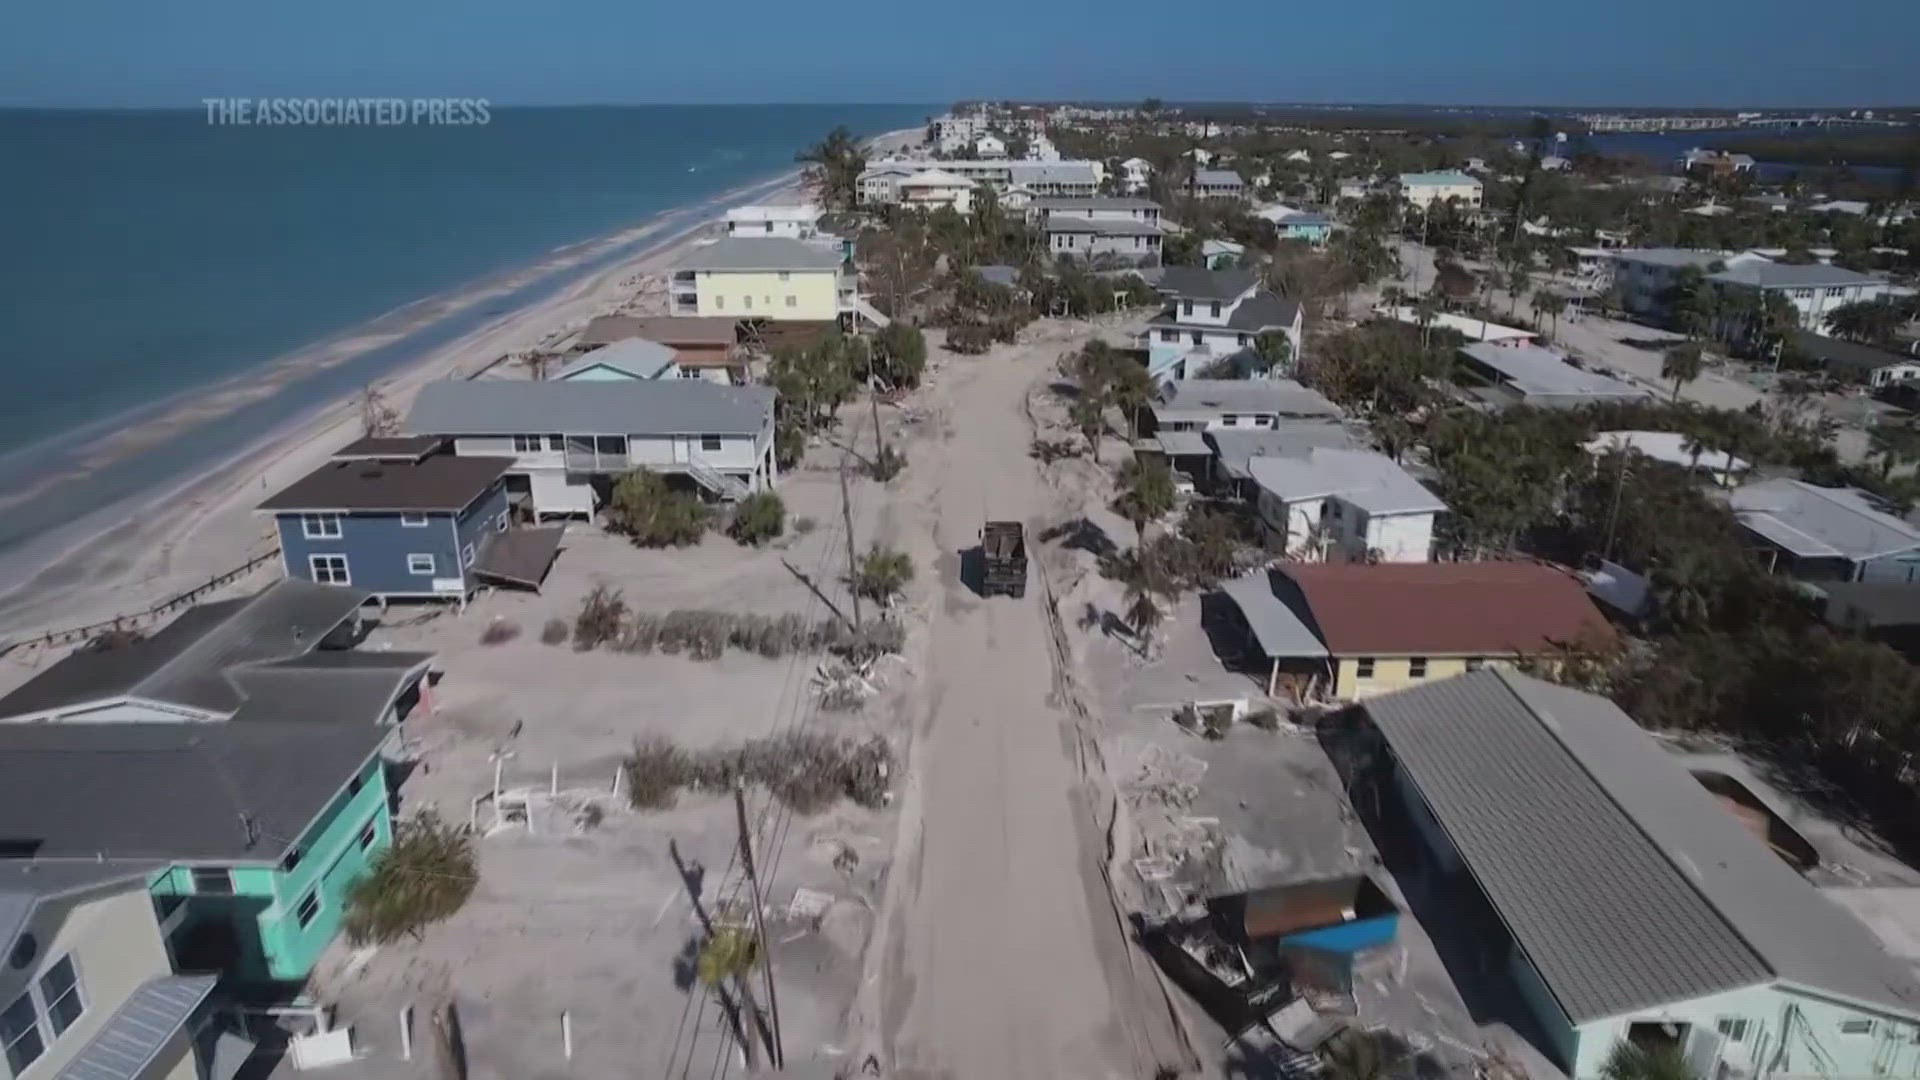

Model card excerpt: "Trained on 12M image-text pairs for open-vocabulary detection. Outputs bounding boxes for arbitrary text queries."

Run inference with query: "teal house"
[555,337,681,381]
[0,581,433,986]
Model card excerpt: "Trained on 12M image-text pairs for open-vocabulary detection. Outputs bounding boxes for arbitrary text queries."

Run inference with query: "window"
[309,554,350,585]
[1717,1017,1750,1043]
[1465,657,1485,671]
[38,957,83,1036]
[700,435,723,452]
[742,295,753,311]
[1842,1019,1875,1036]
[1355,658,1377,679]
[1791,288,1814,299]
[512,434,545,453]
[496,512,509,533]
[407,553,436,575]
[400,512,429,528]
[348,773,364,797]
[778,271,790,281]
[548,435,565,451]
[281,846,303,872]
[1160,330,1178,342]
[714,295,724,310]
[358,816,380,851]
[1408,657,1429,678]
[462,543,476,568]
[191,868,234,895]
[1190,331,1203,345]
[1209,301,1222,318]
[1183,300,1194,317]
[1,990,42,1073]
[1238,333,1251,347]
[300,513,342,539]
[785,295,797,308]
[294,891,321,931]
[1825,286,1846,297]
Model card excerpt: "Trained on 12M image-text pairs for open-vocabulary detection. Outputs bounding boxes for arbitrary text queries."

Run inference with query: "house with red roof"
[1217,561,1616,700]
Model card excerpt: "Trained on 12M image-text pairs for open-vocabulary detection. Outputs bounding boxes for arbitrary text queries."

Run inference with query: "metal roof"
[1246,448,1446,516]
[1397,171,1481,187]
[674,237,844,272]
[1369,669,1920,1021]
[1029,196,1160,211]
[1729,479,1920,562]
[1792,331,1919,376]
[1041,217,1164,237]
[1218,569,1328,658]
[1155,430,1212,457]
[1153,379,1339,421]
[405,379,774,438]
[1711,261,1883,289]
[0,719,389,862]
[59,974,218,1080]
[257,453,512,513]
[576,314,736,348]
[1208,423,1362,480]
[1194,169,1245,186]
[330,435,443,462]
[557,337,679,380]
[0,581,376,719]
[1460,342,1651,404]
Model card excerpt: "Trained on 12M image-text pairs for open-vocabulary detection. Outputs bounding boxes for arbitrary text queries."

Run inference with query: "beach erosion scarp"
[0,167,814,639]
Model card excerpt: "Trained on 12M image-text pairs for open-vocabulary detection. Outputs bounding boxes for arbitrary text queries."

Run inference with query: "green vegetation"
[727,491,785,546]
[607,467,710,547]
[796,126,867,211]
[850,544,914,606]
[622,731,893,814]
[343,811,477,945]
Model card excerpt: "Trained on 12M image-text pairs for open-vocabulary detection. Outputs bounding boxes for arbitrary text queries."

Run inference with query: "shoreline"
[0,124,922,640]
[0,167,804,636]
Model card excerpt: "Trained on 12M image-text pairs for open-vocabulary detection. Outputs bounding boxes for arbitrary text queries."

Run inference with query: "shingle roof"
[1368,668,1920,1020]
[59,975,219,1080]
[1792,331,1919,376]
[0,720,389,862]
[577,315,736,349]
[557,337,679,380]
[1194,169,1245,187]
[1460,342,1651,403]
[1154,267,1260,302]
[257,453,511,513]
[1729,478,1920,561]
[1153,379,1339,421]
[0,581,381,719]
[1279,561,1616,656]
[405,379,774,438]
[675,237,844,272]
[1030,196,1160,211]
[1247,448,1446,516]
[1226,292,1303,332]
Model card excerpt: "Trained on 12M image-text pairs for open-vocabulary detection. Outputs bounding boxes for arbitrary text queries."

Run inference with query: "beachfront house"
[1397,170,1483,209]
[259,437,565,599]
[723,204,826,240]
[0,863,247,1079]
[669,237,850,324]
[858,165,917,205]
[1031,196,1164,267]
[1245,448,1446,562]
[1730,478,1920,583]
[568,315,747,385]
[858,159,1101,203]
[1148,378,1340,434]
[555,338,682,382]
[1141,268,1304,384]
[403,378,777,517]
[1217,561,1615,700]
[1192,169,1246,200]
[1457,341,1651,408]
[0,580,429,984]
[895,169,977,214]
[1121,157,1152,194]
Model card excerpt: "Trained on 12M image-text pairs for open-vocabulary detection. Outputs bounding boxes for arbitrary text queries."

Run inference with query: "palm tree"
[696,925,772,1070]
[1661,342,1706,403]
[1114,457,1176,542]
[1600,1040,1693,1080]
[795,127,866,212]
[1868,421,1920,480]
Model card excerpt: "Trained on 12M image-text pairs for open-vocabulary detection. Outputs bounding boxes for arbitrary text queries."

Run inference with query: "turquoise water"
[0,104,926,558]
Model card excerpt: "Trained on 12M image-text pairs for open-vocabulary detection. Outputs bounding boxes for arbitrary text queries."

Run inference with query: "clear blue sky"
[2,0,1916,108]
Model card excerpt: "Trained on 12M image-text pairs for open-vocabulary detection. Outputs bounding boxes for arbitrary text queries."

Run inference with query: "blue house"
[260,436,559,601]
[555,337,681,382]
[1272,212,1335,246]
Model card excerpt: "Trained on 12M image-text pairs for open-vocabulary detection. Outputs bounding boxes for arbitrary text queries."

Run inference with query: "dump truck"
[981,520,1028,598]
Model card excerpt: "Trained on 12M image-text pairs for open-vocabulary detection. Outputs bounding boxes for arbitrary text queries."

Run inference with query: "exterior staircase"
[851,296,892,329]
[685,456,750,501]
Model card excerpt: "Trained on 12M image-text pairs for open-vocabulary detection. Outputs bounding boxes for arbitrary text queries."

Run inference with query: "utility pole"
[840,460,863,626]
[733,786,784,1070]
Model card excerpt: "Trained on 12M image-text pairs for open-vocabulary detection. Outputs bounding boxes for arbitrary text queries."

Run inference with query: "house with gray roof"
[1708,260,1892,338]
[1032,196,1166,266]
[1246,448,1445,562]
[1729,478,1920,583]
[1356,668,1920,1079]
[0,862,249,1080]
[405,378,778,516]
[556,337,681,382]
[668,237,857,325]
[1458,341,1652,408]
[1192,169,1246,200]
[1142,270,1305,384]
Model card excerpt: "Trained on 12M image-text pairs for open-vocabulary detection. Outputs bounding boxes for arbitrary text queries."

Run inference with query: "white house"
[859,159,1101,203]
[973,133,1006,159]
[1337,178,1376,201]
[1607,248,1759,319]
[1192,169,1246,200]
[403,379,778,516]
[1708,260,1891,337]
[895,168,977,214]
[1459,342,1652,408]
[1032,196,1165,266]
[1283,149,1312,164]
[1142,268,1305,383]
[1187,147,1215,166]
[1246,448,1445,562]
[1584,429,1752,487]
[1121,157,1153,194]
[1397,170,1483,209]
[1374,305,1537,346]
[1539,154,1572,171]
[723,203,826,239]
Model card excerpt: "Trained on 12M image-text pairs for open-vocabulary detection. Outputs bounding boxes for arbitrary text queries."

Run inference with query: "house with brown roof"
[1217,561,1615,700]
[569,315,747,384]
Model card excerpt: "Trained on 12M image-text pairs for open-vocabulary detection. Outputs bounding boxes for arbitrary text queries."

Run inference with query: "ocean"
[0,104,927,561]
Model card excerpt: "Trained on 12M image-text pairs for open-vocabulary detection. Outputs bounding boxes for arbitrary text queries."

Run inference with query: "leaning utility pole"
[733,786,784,1070]
[840,460,863,626]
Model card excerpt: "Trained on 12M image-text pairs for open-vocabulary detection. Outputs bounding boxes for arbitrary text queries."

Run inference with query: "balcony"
[563,436,630,474]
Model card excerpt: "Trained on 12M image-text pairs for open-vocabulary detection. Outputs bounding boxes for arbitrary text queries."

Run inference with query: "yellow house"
[1219,561,1616,702]
[0,863,242,1080]
[669,237,847,322]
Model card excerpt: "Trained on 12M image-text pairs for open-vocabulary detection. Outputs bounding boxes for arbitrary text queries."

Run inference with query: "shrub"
[623,732,892,815]
[1030,438,1080,463]
[947,325,994,354]
[794,516,817,535]
[539,618,569,646]
[850,545,914,606]
[480,619,520,646]
[574,585,627,650]
[727,491,786,546]
[342,811,477,945]
[867,444,907,482]
[625,736,692,809]
[607,467,710,547]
